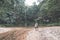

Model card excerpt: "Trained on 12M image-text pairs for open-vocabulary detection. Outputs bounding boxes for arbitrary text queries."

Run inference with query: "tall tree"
[38,0,60,22]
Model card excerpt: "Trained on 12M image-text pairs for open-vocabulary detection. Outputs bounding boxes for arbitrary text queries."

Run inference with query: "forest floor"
[0,26,60,40]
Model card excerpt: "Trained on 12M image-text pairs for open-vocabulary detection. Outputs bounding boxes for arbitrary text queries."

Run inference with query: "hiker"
[34,17,42,30]
[34,17,41,30]
[34,21,38,30]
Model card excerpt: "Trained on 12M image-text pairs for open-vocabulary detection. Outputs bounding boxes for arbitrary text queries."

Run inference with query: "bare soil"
[0,26,60,40]
[0,28,30,40]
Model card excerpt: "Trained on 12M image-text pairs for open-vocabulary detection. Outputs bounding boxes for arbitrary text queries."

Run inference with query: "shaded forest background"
[0,0,60,27]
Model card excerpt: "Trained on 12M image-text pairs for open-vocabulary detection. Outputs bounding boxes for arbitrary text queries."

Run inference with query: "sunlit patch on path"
[26,27,60,40]
[0,28,12,33]
[26,29,40,40]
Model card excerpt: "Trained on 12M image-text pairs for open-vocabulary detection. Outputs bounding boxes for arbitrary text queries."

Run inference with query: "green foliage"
[0,0,26,26]
[38,0,60,23]
[0,0,60,27]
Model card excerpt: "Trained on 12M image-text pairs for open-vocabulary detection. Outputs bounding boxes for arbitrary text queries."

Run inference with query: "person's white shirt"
[35,22,38,28]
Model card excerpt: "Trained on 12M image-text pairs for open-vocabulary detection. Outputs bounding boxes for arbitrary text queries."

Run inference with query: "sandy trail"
[26,29,40,40]
[26,27,60,40]
[0,27,24,33]
[0,27,60,40]
[0,28,12,33]
[0,28,30,40]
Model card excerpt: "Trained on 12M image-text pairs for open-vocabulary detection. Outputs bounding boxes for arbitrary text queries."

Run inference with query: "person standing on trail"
[34,17,41,30]
[35,21,38,30]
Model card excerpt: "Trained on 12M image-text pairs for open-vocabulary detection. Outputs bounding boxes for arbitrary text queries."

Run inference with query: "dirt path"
[26,29,40,40]
[0,27,60,40]
[0,28,12,33]
[0,28,31,40]
[26,27,60,40]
